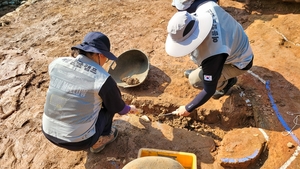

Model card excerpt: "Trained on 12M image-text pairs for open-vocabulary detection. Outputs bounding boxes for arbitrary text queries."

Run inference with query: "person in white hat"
[165,1,254,116]
[42,31,139,153]
[172,0,218,13]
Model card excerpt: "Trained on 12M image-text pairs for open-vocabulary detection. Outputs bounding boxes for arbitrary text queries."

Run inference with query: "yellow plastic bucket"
[138,148,197,169]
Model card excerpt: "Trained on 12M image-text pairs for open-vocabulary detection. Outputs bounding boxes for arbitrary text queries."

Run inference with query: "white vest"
[191,1,253,69]
[43,55,109,142]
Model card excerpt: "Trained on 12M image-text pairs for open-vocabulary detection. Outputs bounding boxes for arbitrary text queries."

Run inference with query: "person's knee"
[188,69,204,89]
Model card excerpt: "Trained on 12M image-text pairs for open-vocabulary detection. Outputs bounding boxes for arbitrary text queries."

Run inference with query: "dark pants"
[42,108,115,151]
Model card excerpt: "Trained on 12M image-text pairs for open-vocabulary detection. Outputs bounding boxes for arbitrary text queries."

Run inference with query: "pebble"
[287,142,294,148]
[140,115,150,122]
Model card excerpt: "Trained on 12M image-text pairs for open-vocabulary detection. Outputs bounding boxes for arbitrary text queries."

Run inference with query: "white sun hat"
[165,11,213,57]
[174,0,195,10]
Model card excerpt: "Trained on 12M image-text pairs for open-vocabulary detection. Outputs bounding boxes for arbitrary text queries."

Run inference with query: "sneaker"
[212,77,237,99]
[184,69,195,78]
[90,127,118,153]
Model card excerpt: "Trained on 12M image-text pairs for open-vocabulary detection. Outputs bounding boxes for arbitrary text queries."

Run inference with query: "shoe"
[212,77,237,99]
[184,69,195,78]
[90,127,118,153]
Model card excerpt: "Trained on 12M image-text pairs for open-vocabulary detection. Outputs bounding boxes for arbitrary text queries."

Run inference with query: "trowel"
[158,111,178,117]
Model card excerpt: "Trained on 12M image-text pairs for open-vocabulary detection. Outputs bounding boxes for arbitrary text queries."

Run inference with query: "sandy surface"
[1,0,300,168]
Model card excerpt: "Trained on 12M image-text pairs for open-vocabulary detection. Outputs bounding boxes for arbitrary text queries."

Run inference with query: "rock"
[217,128,267,168]
[287,142,294,148]
[123,156,184,169]
[140,115,151,122]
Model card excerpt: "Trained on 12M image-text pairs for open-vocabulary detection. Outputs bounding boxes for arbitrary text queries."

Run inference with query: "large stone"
[123,156,184,169]
[217,128,267,168]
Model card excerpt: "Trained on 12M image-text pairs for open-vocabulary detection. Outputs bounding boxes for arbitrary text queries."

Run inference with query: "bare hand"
[173,105,190,117]
[129,105,139,114]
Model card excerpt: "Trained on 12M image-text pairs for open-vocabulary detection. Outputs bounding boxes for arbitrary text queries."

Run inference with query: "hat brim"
[71,44,117,60]
[165,12,213,57]
[175,0,194,10]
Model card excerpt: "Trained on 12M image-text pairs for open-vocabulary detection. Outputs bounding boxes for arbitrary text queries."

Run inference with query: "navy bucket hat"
[71,32,117,60]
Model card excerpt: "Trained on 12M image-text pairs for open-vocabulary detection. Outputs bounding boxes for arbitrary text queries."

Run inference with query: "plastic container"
[138,148,197,169]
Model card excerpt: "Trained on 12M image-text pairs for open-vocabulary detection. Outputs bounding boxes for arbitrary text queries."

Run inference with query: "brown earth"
[1,0,300,169]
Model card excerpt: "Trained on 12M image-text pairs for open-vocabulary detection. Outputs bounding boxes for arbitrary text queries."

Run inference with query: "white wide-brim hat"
[165,11,213,57]
[174,0,195,10]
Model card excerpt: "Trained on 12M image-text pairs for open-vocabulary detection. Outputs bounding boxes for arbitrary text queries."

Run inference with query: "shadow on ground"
[0,0,23,17]
[119,65,171,97]
[84,115,215,169]
[221,0,300,30]
[238,66,300,133]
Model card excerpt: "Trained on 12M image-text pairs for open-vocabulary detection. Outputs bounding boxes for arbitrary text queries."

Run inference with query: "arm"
[176,53,228,116]
[99,76,136,115]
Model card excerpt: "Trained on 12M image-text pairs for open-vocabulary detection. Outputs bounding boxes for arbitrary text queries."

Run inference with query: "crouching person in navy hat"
[165,2,254,117]
[42,31,138,153]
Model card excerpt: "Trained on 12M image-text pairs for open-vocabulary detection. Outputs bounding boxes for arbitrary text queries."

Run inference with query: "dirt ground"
[1,0,300,168]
